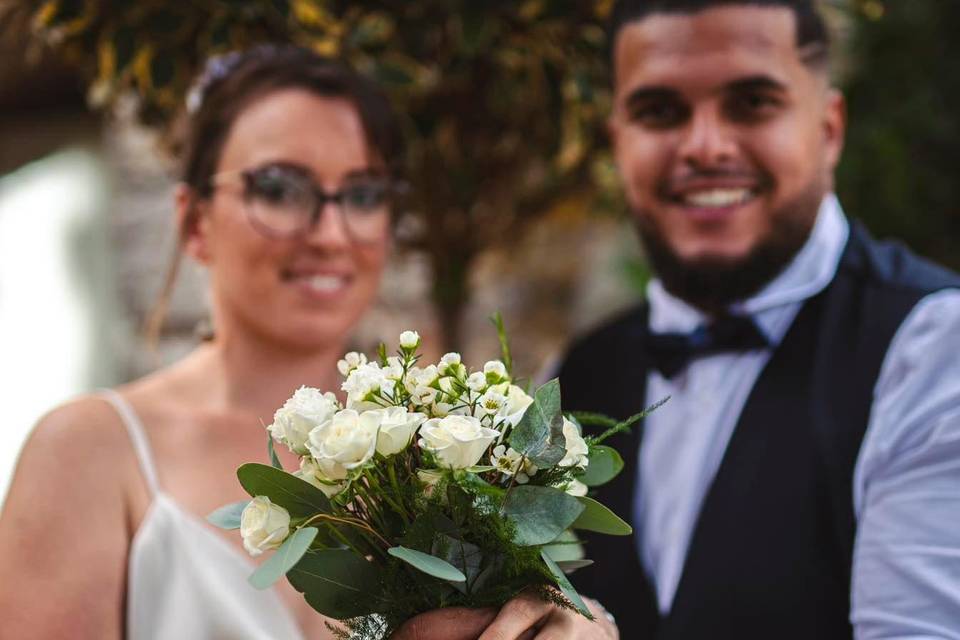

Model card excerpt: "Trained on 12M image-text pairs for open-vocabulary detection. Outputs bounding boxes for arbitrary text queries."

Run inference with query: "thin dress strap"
[99,388,161,495]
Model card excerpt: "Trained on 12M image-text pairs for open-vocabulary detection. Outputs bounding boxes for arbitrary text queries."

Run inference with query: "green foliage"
[501,484,584,546]
[571,496,632,536]
[387,546,466,582]
[237,462,332,518]
[541,551,592,618]
[836,1,960,270]
[287,549,386,619]
[508,379,566,468]
[206,499,249,530]
[267,433,283,470]
[578,445,623,487]
[249,526,318,589]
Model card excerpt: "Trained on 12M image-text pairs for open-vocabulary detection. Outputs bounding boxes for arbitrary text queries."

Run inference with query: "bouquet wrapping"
[208,319,659,639]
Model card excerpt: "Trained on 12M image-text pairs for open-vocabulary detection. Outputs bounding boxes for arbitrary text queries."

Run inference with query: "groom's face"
[609,5,845,285]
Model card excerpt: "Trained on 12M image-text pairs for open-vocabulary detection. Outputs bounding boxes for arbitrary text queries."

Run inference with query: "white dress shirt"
[639,195,960,637]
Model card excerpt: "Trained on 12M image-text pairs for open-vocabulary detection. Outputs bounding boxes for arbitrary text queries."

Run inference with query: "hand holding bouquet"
[209,318,658,639]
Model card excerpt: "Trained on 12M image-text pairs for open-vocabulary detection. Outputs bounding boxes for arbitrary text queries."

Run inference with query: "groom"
[558,1,960,638]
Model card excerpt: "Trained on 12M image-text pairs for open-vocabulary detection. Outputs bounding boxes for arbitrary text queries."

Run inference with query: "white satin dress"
[101,389,305,640]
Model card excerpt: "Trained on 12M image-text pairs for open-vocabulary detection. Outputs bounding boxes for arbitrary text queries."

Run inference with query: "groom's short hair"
[609,0,831,69]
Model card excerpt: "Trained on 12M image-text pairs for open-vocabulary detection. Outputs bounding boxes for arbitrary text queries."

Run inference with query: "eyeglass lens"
[242,165,392,241]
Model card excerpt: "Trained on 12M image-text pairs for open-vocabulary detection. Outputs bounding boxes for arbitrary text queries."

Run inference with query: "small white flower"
[438,376,458,395]
[466,371,488,393]
[418,415,500,469]
[306,409,381,480]
[295,457,346,498]
[490,444,538,483]
[438,352,465,377]
[240,496,290,556]
[337,352,367,377]
[483,360,508,383]
[492,383,535,427]
[563,479,588,497]
[476,389,508,419]
[558,417,589,468]
[399,330,420,350]
[342,362,388,406]
[267,386,339,455]
[373,406,427,456]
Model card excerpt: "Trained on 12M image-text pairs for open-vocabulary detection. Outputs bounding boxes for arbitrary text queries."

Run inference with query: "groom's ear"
[176,183,212,265]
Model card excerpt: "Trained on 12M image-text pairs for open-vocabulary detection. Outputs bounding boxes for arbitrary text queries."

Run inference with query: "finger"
[477,593,552,640]
[393,607,498,640]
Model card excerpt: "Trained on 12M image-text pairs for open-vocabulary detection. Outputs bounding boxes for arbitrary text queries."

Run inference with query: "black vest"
[557,222,960,639]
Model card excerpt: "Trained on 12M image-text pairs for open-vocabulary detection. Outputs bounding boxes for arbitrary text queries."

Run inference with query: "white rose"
[418,415,500,469]
[399,330,420,350]
[307,409,380,480]
[483,360,508,382]
[337,352,367,376]
[240,496,290,556]
[374,406,427,456]
[558,417,589,468]
[494,384,535,427]
[295,457,346,498]
[267,386,339,454]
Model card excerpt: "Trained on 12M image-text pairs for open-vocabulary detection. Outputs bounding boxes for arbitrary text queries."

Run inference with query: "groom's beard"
[634,183,825,314]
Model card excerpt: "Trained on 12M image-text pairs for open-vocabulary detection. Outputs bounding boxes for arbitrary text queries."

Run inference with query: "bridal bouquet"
[209,316,656,639]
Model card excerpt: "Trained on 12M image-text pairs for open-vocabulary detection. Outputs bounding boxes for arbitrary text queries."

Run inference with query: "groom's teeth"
[684,188,752,208]
[305,275,345,292]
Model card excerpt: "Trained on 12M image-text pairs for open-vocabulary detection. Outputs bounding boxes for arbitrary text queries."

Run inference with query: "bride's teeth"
[684,188,751,208]
[305,275,345,292]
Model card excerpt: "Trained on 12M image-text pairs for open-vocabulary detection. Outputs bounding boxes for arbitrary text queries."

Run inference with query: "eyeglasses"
[209,164,404,243]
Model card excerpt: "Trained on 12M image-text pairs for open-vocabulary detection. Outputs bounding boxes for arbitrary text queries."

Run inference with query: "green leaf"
[579,445,624,487]
[267,434,283,470]
[432,534,483,594]
[541,550,592,618]
[388,546,466,582]
[572,497,632,535]
[237,463,331,519]
[489,311,513,375]
[508,379,566,468]
[248,527,318,590]
[542,529,584,562]
[206,500,249,530]
[288,549,384,619]
[501,485,584,546]
[555,559,594,573]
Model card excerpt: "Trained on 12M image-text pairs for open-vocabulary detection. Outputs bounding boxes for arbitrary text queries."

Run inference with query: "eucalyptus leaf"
[288,549,384,619]
[541,551,592,618]
[206,500,249,530]
[555,559,594,574]
[237,463,331,519]
[388,546,466,582]
[501,485,584,546]
[508,379,566,468]
[433,534,483,594]
[572,497,633,535]
[579,446,624,487]
[267,434,283,470]
[542,529,585,562]
[248,527,318,590]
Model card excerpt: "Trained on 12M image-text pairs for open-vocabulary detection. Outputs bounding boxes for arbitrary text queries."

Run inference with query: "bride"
[0,45,616,640]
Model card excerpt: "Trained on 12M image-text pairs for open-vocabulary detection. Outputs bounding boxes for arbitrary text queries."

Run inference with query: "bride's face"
[187,89,391,351]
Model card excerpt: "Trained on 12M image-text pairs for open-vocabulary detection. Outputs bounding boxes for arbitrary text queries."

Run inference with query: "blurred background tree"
[835,0,960,270]
[6,0,618,351]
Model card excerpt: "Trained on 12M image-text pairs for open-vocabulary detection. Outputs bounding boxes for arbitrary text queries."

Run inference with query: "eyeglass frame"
[207,165,408,243]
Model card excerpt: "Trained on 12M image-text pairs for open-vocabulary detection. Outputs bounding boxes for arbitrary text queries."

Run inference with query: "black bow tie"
[645,314,770,379]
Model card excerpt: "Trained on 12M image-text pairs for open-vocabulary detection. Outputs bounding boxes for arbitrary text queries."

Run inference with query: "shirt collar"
[648,194,850,338]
